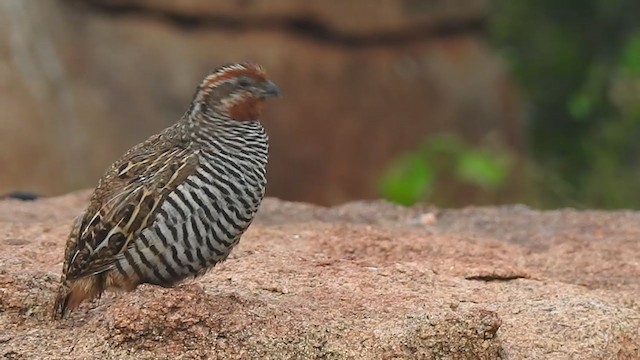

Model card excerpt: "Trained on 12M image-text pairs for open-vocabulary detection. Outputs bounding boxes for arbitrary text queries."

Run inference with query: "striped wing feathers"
[63,135,199,281]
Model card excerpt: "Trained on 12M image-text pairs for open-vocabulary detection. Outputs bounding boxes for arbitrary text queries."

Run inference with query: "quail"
[52,63,280,318]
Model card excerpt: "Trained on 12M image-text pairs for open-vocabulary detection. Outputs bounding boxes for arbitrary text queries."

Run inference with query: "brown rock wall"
[0,0,520,205]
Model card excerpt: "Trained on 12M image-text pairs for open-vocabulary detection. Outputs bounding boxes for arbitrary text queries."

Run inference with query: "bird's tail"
[52,281,73,320]
[52,276,103,320]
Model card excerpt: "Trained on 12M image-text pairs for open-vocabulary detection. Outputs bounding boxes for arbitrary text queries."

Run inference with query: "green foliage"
[457,150,510,191]
[380,1,640,208]
[487,0,640,208]
[619,33,640,75]
[379,134,512,206]
[378,153,433,206]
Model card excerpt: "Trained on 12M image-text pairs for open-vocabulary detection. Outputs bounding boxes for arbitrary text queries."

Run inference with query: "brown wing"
[62,132,199,281]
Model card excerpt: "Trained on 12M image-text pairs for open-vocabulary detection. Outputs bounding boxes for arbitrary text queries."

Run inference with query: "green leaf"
[619,33,640,75]
[568,93,593,119]
[378,153,433,206]
[456,151,510,190]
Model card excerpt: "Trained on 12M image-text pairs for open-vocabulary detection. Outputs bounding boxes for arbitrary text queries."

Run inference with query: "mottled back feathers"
[63,132,199,280]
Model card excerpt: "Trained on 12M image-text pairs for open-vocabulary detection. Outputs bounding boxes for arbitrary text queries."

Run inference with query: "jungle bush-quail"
[52,63,280,319]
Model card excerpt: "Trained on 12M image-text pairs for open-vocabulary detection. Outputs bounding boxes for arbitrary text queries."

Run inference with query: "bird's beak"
[261,80,281,98]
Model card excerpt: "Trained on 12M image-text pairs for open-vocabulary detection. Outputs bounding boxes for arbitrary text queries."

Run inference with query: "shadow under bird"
[52,63,280,319]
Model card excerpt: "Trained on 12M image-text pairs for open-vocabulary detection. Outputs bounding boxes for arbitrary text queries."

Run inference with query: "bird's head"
[191,62,280,122]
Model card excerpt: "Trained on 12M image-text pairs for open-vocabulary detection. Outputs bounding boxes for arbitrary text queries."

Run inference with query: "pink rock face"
[0,0,521,206]
[1,192,639,359]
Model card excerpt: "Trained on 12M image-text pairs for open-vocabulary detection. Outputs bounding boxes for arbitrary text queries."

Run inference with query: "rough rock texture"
[0,0,521,205]
[1,192,639,359]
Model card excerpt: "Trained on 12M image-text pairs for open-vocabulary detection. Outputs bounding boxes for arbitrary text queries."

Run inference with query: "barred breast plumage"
[52,63,280,319]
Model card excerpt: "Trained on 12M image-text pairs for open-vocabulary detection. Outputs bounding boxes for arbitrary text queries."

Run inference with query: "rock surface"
[0,0,521,205]
[1,192,639,359]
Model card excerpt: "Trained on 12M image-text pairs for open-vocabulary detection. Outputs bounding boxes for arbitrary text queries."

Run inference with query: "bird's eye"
[237,77,251,88]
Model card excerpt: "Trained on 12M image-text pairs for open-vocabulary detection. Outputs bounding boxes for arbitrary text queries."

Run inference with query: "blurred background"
[1,0,640,209]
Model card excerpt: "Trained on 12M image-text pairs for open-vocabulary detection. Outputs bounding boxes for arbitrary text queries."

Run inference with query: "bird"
[52,62,280,319]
